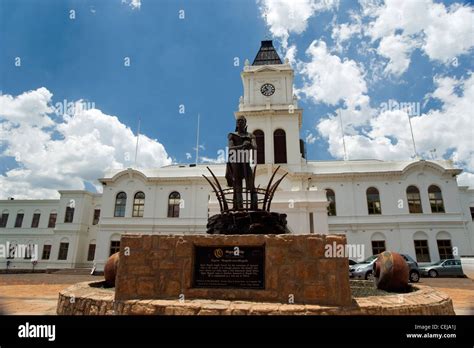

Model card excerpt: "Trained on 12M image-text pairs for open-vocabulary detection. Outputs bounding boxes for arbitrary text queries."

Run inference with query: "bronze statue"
[225,116,258,210]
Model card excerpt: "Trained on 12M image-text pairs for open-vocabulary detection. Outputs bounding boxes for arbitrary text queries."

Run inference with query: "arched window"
[428,185,445,213]
[114,192,127,217]
[366,187,382,215]
[406,185,422,213]
[132,192,145,217]
[253,130,265,164]
[326,189,336,216]
[168,191,181,218]
[273,129,287,164]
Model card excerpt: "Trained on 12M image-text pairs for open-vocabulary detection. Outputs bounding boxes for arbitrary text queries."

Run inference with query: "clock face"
[260,83,275,96]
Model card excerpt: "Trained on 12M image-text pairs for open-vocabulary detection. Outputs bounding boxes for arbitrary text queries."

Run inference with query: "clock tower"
[235,40,304,169]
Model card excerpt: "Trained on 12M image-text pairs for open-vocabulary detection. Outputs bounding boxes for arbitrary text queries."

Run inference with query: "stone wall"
[57,281,456,315]
[114,234,351,306]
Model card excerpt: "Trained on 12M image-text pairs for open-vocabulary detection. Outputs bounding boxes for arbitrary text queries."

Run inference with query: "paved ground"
[0,273,100,315]
[0,273,472,315]
[419,277,474,315]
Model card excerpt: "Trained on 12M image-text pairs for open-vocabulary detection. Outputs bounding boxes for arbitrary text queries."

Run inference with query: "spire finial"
[263,10,271,40]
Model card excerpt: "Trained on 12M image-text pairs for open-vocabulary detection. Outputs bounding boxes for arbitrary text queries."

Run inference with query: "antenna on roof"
[195,113,200,165]
[134,117,141,168]
[338,109,348,161]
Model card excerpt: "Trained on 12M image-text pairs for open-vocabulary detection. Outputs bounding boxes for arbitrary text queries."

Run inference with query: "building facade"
[1,41,473,273]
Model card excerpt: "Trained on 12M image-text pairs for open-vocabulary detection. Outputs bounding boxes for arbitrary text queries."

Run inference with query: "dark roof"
[252,40,282,66]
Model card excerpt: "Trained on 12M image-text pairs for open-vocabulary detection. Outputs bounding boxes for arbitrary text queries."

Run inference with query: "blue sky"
[0,0,473,198]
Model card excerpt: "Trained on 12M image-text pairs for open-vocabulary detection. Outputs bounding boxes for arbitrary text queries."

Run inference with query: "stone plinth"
[114,234,352,306]
[57,281,456,315]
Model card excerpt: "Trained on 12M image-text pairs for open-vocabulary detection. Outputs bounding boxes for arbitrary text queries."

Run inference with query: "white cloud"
[0,87,55,127]
[457,172,474,189]
[305,132,316,144]
[185,152,192,160]
[422,3,474,62]
[316,73,474,186]
[331,14,362,52]
[258,0,339,48]
[122,0,141,10]
[364,0,474,74]
[377,34,418,76]
[299,40,370,111]
[0,88,171,199]
[284,45,298,65]
[200,156,225,164]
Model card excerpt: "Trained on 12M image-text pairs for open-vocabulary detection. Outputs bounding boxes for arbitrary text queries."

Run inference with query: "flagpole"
[195,113,200,164]
[339,109,348,161]
[407,113,418,159]
[134,117,141,168]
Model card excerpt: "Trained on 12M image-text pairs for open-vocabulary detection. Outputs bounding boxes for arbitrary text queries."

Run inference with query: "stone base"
[115,234,351,306]
[206,211,290,234]
[57,281,456,315]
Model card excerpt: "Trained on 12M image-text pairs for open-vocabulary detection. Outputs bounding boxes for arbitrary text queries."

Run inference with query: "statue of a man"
[225,116,258,210]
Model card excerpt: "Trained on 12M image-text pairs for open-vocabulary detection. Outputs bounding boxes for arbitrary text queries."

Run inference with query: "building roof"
[305,159,461,175]
[100,159,462,182]
[252,40,282,66]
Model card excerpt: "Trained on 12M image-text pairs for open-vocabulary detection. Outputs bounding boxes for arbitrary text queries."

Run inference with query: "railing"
[203,165,287,213]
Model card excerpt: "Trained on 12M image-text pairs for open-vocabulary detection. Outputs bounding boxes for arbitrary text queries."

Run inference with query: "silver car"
[349,255,378,280]
[420,259,464,278]
[349,253,420,282]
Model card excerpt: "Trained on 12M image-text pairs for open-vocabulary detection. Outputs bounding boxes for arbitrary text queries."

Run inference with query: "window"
[42,245,51,260]
[31,213,41,228]
[414,240,431,262]
[58,242,69,260]
[253,130,265,164]
[0,213,8,228]
[64,207,74,223]
[371,240,386,255]
[437,239,453,260]
[114,192,127,217]
[24,244,33,259]
[132,192,145,217]
[326,189,336,216]
[168,191,181,218]
[428,185,445,213]
[406,186,422,213]
[470,207,474,221]
[110,241,120,256]
[309,212,314,234]
[366,187,382,215]
[87,244,96,261]
[273,129,287,164]
[92,209,100,225]
[48,213,57,228]
[14,213,24,228]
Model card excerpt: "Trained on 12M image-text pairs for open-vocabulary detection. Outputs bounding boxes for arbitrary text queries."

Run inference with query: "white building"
[1,41,473,273]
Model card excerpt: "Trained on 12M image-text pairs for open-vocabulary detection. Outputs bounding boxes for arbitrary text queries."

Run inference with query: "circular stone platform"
[57,280,455,315]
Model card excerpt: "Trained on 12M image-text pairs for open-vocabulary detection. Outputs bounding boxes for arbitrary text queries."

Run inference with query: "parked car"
[420,259,464,278]
[460,256,474,279]
[349,253,420,283]
[349,255,377,280]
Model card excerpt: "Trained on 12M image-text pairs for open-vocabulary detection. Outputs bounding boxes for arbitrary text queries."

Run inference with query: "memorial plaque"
[193,245,265,289]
